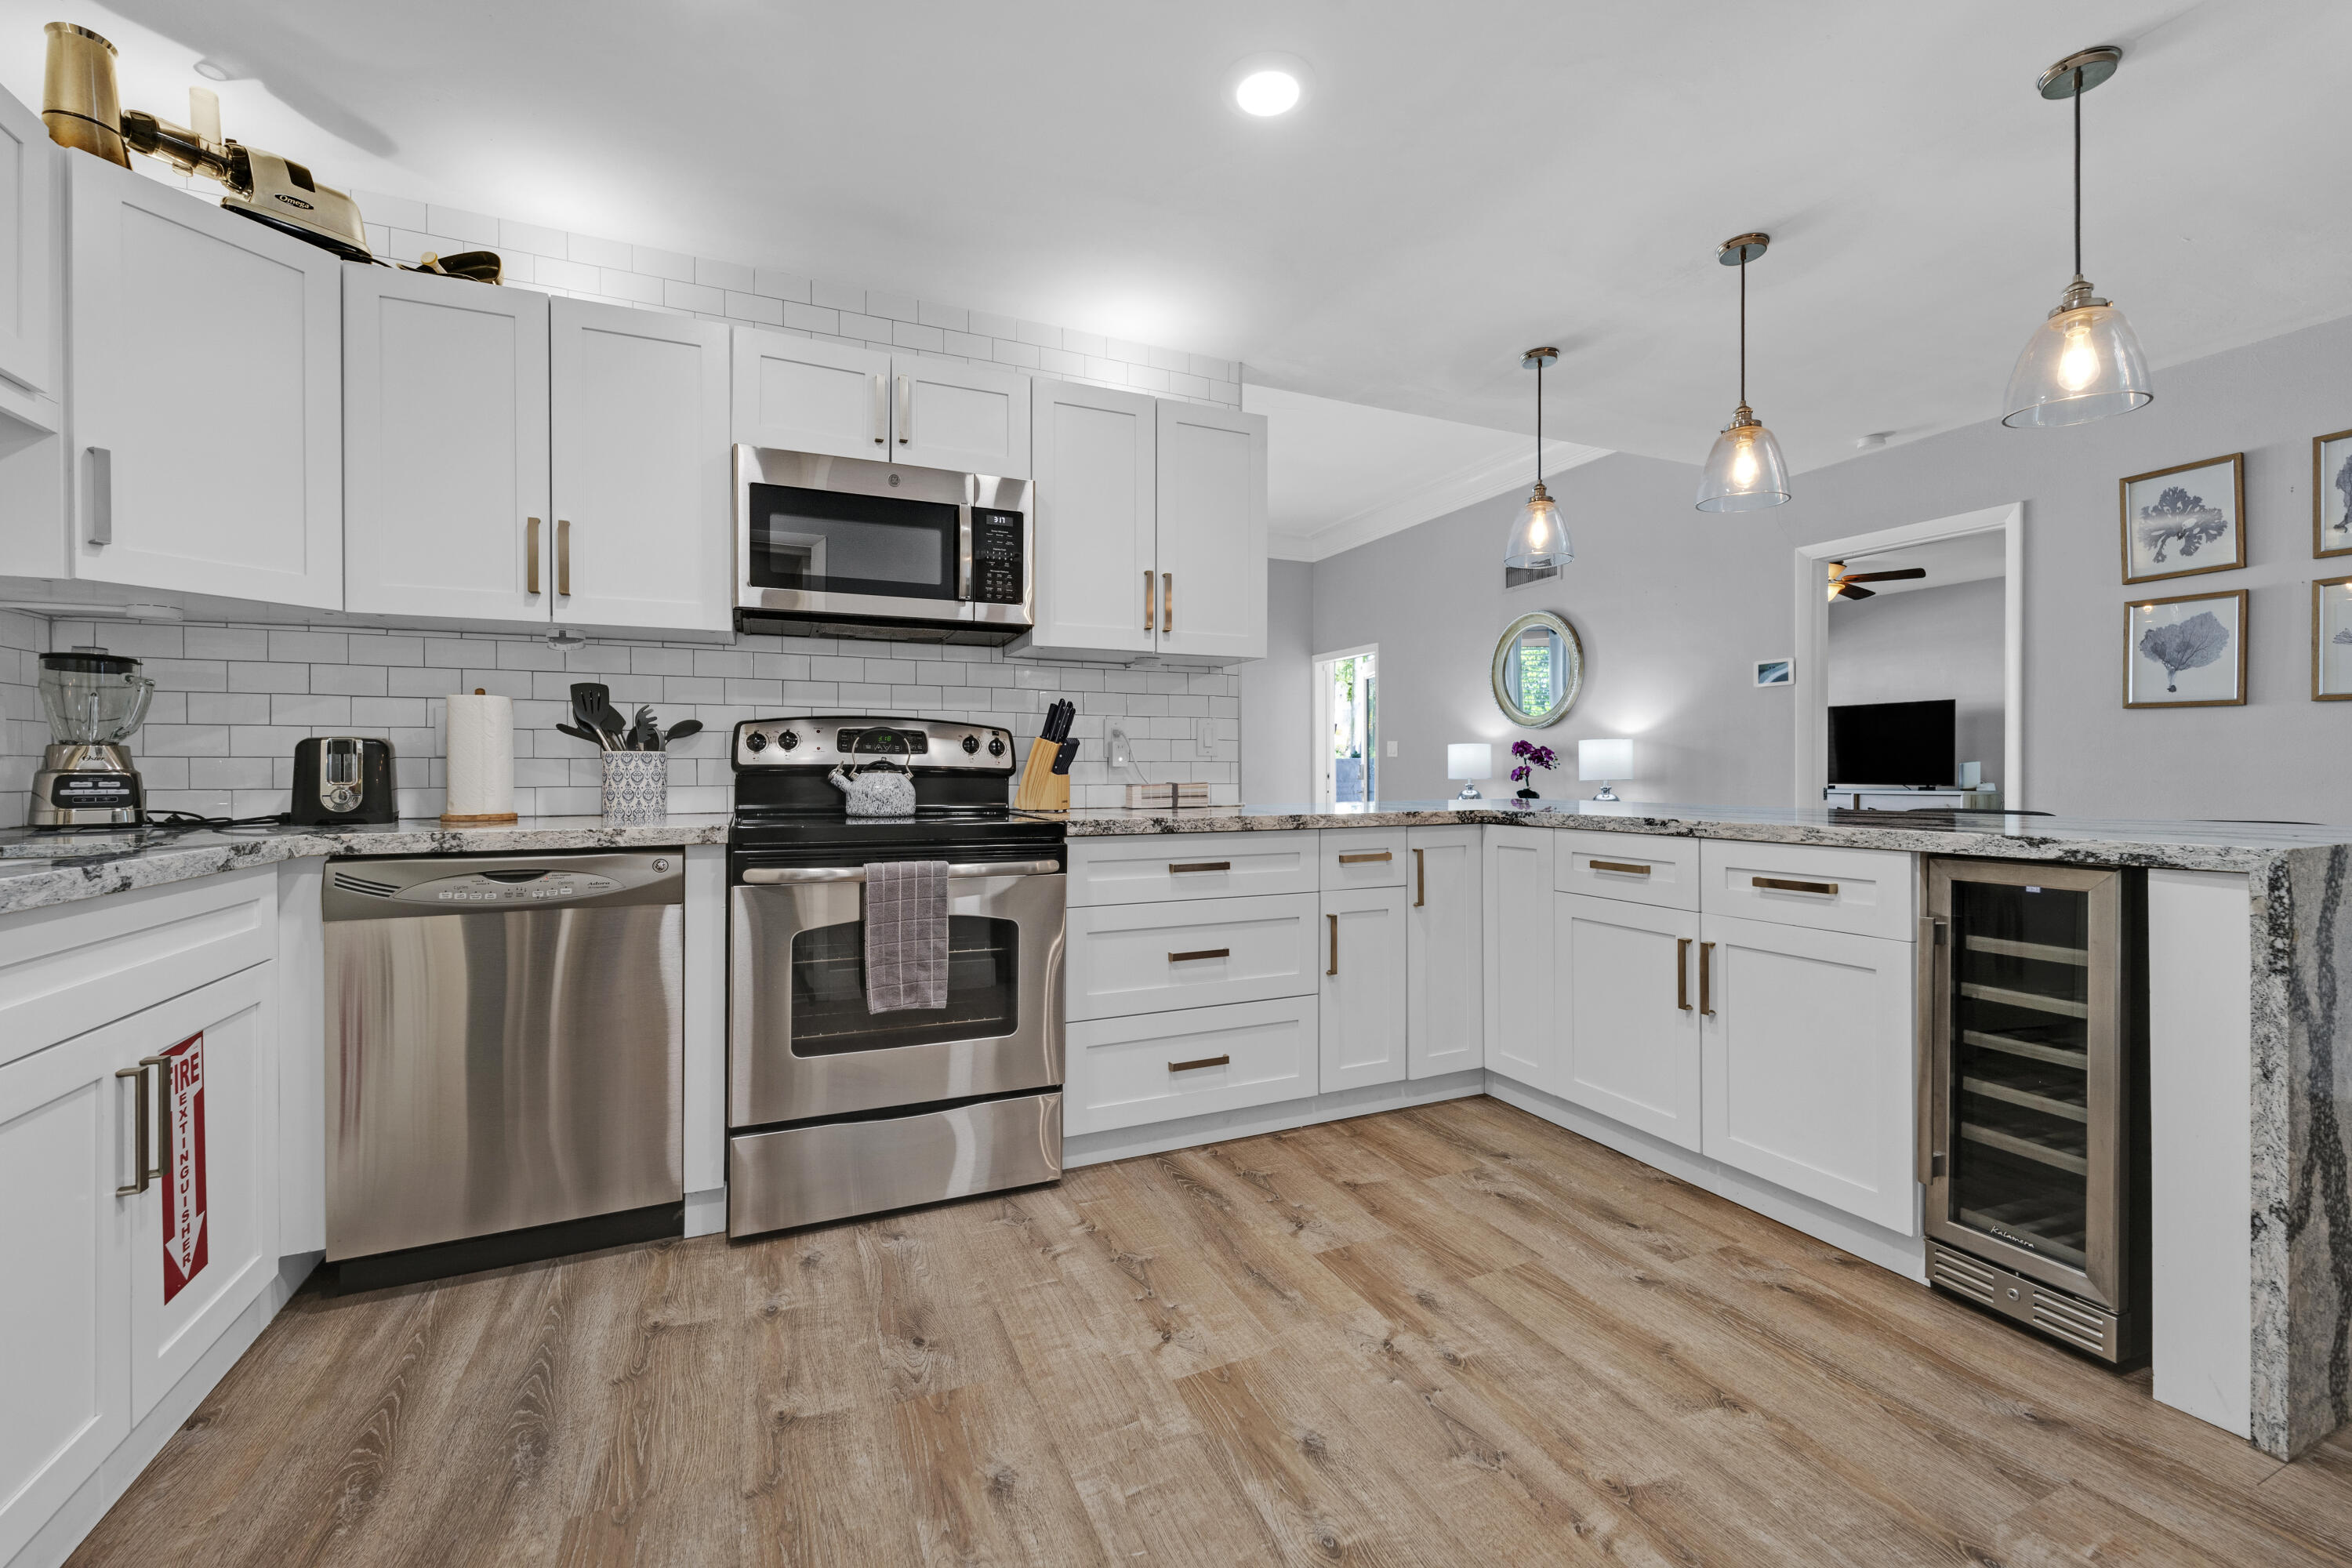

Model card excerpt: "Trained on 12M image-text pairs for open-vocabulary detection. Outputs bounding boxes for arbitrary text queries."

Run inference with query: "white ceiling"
[5,1,2345,481]
[1828,531,2009,601]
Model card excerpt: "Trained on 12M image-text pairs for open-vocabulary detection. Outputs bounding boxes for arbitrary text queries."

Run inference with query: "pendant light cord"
[2072,66,2083,278]
[1534,356,1543,487]
[1737,254,1748,408]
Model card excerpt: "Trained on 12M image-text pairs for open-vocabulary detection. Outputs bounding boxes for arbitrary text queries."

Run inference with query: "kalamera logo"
[162,1031,209,1305]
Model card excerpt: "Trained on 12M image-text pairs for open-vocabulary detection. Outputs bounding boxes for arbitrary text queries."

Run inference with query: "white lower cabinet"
[1698,911,1918,1233]
[1483,826,1555,1091]
[1555,893,1704,1152]
[1319,885,1407,1091]
[1066,892,1319,1021]
[1406,827,1482,1079]
[1065,996,1316,1136]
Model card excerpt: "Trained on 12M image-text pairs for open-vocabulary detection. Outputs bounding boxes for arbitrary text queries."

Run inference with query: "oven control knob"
[744,731,768,753]
[962,734,980,755]
[987,735,1006,757]
[779,729,799,751]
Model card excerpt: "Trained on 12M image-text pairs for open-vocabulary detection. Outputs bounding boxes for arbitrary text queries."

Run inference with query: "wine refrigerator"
[1918,858,2147,1362]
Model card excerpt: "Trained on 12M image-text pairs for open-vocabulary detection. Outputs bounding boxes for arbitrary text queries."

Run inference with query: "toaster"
[290,736,397,826]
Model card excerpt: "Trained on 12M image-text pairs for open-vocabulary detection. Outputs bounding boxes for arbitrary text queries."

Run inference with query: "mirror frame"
[1490,611,1584,728]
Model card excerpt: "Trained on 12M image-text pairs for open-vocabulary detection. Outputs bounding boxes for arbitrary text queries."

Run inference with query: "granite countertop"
[0,815,734,915]
[1052,798,2352,873]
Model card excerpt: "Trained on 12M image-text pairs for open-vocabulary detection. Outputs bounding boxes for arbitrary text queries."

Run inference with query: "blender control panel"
[47,775,137,808]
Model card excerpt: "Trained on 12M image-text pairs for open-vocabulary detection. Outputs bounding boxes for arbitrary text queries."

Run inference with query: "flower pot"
[600,750,668,825]
[1515,787,1541,800]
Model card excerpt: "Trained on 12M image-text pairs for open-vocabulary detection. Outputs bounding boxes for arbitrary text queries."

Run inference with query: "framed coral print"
[2125,589,2246,708]
[2315,430,2352,558]
[2119,453,2244,585]
[2314,576,2352,699]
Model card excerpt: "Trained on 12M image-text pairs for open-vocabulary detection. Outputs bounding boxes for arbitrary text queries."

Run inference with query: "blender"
[32,648,156,829]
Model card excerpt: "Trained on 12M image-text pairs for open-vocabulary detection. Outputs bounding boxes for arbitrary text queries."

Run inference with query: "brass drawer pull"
[1677,937,1692,1011]
[556,517,572,596]
[1414,846,1425,906]
[526,516,542,593]
[1170,1054,1231,1073]
[1754,876,1838,896]
[1163,571,1173,633]
[1327,913,1339,975]
[1337,851,1392,864]
[1591,859,1651,876]
[1168,948,1229,964]
[1169,861,1230,874]
[1698,942,1715,1016]
[1144,569,1156,632]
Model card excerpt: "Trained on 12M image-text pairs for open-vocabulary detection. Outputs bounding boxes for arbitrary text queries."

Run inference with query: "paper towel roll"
[444,691,516,819]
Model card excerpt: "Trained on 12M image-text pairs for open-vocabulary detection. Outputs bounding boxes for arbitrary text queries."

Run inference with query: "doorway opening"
[1311,644,1377,808]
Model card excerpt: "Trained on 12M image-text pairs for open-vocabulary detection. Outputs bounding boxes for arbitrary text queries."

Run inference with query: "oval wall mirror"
[1491,611,1583,728]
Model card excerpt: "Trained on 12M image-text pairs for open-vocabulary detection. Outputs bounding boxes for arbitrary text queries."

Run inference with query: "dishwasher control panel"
[323,854,684,920]
[402,870,622,905]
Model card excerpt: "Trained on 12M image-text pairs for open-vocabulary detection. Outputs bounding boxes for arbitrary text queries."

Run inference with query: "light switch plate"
[1386,740,1397,757]
[1195,717,1216,753]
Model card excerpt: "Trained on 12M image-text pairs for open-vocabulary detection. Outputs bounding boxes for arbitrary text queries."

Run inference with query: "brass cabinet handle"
[1144,569,1156,632]
[1754,876,1838,896]
[1168,861,1229,874]
[872,372,887,443]
[526,517,542,594]
[1698,942,1715,1016]
[1592,859,1651,877]
[896,373,912,444]
[1170,1054,1231,1073]
[85,446,112,545]
[1677,937,1693,1011]
[1163,572,1173,634]
[1327,913,1339,976]
[1168,948,1230,963]
[1414,847,1425,907]
[556,518,572,596]
[1338,851,1392,864]
[114,1054,168,1196]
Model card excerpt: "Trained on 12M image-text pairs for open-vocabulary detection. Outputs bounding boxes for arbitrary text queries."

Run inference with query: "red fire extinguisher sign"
[160,1031,209,1305]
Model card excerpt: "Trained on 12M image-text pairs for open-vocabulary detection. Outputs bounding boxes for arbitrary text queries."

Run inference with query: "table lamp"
[1579,738,1632,802]
[1448,743,1492,800]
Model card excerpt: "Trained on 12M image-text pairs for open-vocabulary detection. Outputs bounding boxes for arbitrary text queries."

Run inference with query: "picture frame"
[2314,429,2352,558]
[2119,452,2245,585]
[2124,589,2247,709]
[1754,658,1792,687]
[2314,576,2352,700]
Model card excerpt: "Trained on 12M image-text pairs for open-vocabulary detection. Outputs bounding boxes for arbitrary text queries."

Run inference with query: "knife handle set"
[1014,699,1079,812]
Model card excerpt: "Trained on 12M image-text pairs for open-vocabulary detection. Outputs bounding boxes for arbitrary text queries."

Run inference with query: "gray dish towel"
[865,859,949,1012]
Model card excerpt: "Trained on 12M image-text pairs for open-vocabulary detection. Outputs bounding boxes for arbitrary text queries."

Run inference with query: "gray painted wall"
[1827,577,2006,789]
[1240,559,1315,804]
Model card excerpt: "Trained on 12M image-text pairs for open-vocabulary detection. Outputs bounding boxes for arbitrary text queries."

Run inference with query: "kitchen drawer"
[1320,829,1409,890]
[1066,892,1319,1021]
[1552,830,1698,910]
[1698,840,1915,941]
[0,868,277,1069]
[1068,831,1316,906]
[1065,995,1316,1135]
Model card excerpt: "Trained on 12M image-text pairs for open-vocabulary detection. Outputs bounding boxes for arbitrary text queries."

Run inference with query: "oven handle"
[740,859,1062,884]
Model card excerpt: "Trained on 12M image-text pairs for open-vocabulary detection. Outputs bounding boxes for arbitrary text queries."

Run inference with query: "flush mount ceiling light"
[2002,46,2152,429]
[1226,53,1312,118]
[1696,233,1791,512]
[1503,347,1572,571]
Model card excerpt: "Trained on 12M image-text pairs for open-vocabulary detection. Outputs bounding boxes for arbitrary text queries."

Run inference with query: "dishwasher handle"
[740,859,1062,884]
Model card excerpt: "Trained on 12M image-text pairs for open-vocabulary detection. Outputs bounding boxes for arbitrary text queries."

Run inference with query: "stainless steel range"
[725,715,1065,1236]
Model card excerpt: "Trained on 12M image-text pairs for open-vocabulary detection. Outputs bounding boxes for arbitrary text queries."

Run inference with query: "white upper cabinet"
[731,331,889,459]
[0,82,57,397]
[1154,400,1266,662]
[66,156,342,608]
[892,357,1030,477]
[1406,826,1483,1080]
[343,266,550,622]
[1027,378,1156,657]
[550,298,731,633]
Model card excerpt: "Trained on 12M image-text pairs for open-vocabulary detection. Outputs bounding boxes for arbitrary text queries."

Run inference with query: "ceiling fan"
[1825,560,1927,601]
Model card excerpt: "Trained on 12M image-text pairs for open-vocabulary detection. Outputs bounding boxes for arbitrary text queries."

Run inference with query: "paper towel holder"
[439,687,520,828]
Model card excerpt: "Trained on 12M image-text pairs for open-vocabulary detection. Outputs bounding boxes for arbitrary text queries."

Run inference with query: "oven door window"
[789,915,1018,1054]
[747,482,960,601]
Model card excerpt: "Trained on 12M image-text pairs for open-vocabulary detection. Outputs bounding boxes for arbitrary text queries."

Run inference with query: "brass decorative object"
[40,22,126,165]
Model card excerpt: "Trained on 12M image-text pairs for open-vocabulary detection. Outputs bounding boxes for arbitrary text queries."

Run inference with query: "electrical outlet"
[1195,717,1216,753]
[1386,740,1397,757]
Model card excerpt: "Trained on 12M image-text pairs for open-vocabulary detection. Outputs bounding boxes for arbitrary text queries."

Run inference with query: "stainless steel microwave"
[733,445,1033,644]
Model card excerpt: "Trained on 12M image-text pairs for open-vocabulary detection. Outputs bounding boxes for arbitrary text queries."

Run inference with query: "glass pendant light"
[1504,347,1571,570]
[2002,46,2152,428]
[1696,233,1791,511]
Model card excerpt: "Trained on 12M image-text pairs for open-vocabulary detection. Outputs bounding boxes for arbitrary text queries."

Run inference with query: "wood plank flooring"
[66,1096,2352,1566]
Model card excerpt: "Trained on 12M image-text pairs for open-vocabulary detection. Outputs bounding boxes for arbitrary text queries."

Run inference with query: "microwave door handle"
[958,514,974,601]
[872,373,887,445]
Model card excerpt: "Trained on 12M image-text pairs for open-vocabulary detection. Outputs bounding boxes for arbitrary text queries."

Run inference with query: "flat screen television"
[1828,699,1955,787]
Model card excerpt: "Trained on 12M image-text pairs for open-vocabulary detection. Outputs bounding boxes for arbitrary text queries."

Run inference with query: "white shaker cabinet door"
[1153,399,1266,662]
[1482,827,1555,1091]
[1555,893,1703,1151]
[343,266,549,621]
[1406,826,1483,1079]
[730,328,889,461]
[1699,912,1919,1234]
[891,355,1029,478]
[66,156,342,608]
[0,81,56,396]
[0,1019,132,1565]
[551,298,731,632]
[1025,377,1156,657]
[1320,884,1408,1091]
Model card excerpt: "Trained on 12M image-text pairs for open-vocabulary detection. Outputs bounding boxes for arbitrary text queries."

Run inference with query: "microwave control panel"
[971,509,1025,603]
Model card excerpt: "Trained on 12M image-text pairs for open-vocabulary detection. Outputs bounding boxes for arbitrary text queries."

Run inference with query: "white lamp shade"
[1578,738,1632,780]
[1447,743,1493,781]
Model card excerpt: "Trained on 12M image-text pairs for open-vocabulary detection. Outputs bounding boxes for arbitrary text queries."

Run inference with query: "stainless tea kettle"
[827,735,916,816]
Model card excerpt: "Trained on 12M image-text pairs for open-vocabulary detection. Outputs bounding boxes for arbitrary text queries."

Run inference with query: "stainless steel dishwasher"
[322,851,684,1287]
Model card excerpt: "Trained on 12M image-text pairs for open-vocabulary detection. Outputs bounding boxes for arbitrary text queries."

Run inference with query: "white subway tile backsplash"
[838,311,891,341]
[891,321,945,353]
[426,205,500,245]
[755,269,811,303]
[600,267,664,304]
[811,280,865,311]
[726,292,784,326]
[696,256,756,293]
[866,290,919,323]
[633,245,695,281]
[992,339,1042,370]
[665,279,724,314]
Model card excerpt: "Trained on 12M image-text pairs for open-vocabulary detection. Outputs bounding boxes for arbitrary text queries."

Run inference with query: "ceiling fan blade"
[1837,584,1877,600]
[1842,568,1927,583]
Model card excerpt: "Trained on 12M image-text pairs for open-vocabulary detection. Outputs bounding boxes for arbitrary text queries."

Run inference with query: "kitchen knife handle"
[872,373,887,444]
[527,517,542,593]
[897,374,912,444]
[85,447,111,546]
[1163,572,1174,634]
[557,518,571,596]
[1143,570,1155,632]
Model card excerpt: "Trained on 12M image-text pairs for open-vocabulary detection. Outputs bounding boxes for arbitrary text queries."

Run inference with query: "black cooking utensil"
[630,705,659,752]
[661,720,703,746]
[556,722,602,747]
[571,683,617,748]
[593,699,630,746]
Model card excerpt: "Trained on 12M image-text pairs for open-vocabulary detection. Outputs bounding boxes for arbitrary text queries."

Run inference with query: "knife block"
[1014,738,1070,812]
